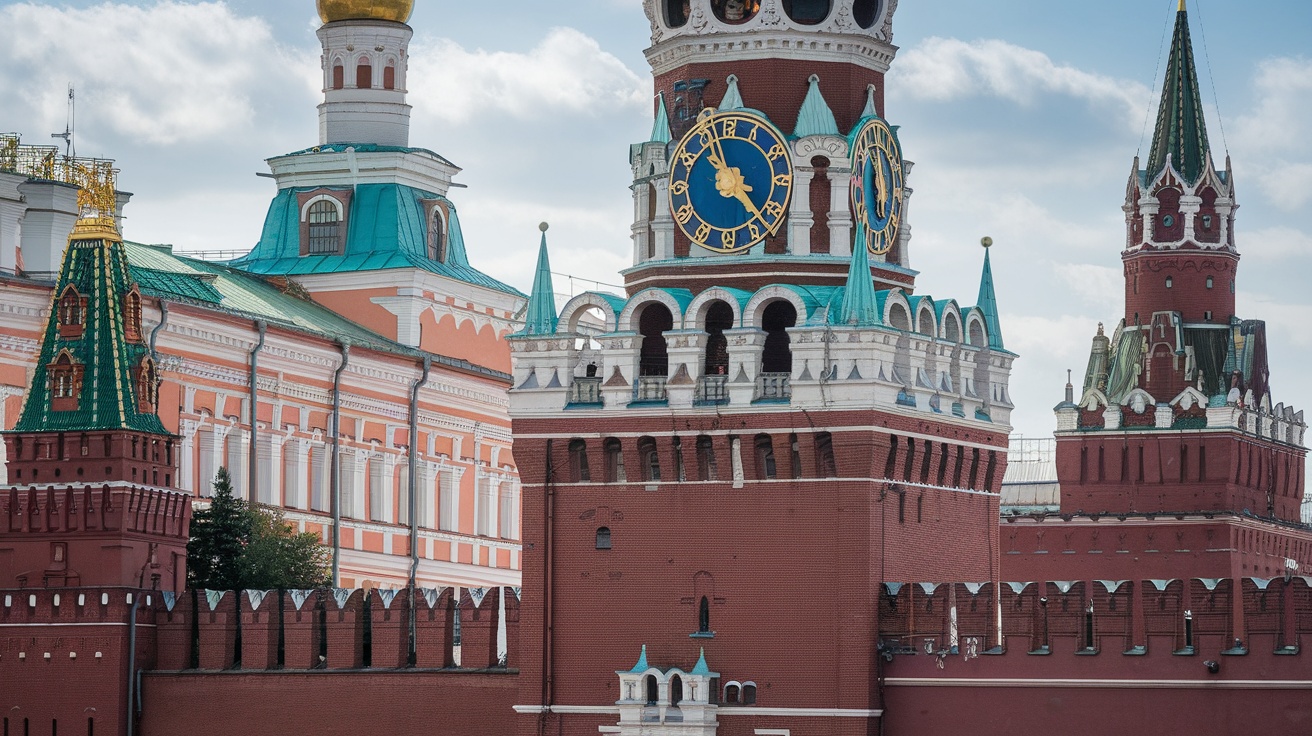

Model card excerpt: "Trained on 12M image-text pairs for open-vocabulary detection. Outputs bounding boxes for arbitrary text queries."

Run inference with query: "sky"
[1,0,1310,451]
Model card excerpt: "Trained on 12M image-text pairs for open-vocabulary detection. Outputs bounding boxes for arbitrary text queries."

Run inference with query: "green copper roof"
[519,229,558,336]
[651,93,672,144]
[628,644,650,673]
[231,183,522,297]
[691,648,712,676]
[793,75,840,138]
[1145,4,1211,184]
[838,229,880,326]
[859,84,878,121]
[719,75,745,111]
[14,232,167,435]
[975,246,1005,350]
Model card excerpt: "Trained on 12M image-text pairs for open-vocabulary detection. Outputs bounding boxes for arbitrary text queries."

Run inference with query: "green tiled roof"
[1146,5,1211,184]
[230,183,522,297]
[14,232,167,434]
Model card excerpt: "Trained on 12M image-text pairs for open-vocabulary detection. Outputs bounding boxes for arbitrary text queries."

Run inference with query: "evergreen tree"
[187,467,332,590]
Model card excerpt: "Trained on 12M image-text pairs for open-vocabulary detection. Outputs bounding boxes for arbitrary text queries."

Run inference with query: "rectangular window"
[499,483,517,540]
[439,467,458,532]
[475,477,496,537]
[309,444,327,512]
[368,458,387,522]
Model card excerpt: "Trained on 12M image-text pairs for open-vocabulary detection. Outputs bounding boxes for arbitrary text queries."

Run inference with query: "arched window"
[569,439,590,482]
[638,436,661,481]
[1165,276,1173,289]
[698,595,710,632]
[742,682,757,705]
[783,0,831,25]
[356,60,372,89]
[669,675,684,706]
[889,303,911,331]
[383,63,396,90]
[596,526,612,550]
[1206,276,1213,289]
[852,0,880,28]
[967,318,985,347]
[638,303,673,376]
[49,350,84,412]
[943,313,961,342]
[724,683,741,704]
[703,301,733,375]
[761,301,796,374]
[58,286,83,326]
[136,357,159,412]
[604,438,626,483]
[123,287,143,343]
[917,307,935,337]
[428,207,447,262]
[645,675,659,705]
[696,435,718,481]
[754,434,776,479]
[815,432,837,477]
[332,62,345,90]
[665,0,689,27]
[306,199,342,254]
[713,0,759,23]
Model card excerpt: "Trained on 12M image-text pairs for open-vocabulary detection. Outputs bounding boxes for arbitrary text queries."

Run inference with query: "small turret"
[974,237,1004,350]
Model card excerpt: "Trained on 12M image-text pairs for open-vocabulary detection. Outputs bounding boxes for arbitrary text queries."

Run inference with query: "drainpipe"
[407,356,431,665]
[148,302,169,359]
[125,591,142,736]
[247,321,267,503]
[329,342,351,585]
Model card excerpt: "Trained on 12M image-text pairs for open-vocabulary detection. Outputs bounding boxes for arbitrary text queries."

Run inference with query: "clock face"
[851,117,904,256]
[668,109,793,254]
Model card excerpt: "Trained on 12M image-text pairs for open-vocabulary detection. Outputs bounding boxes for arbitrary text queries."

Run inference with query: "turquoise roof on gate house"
[230,182,522,297]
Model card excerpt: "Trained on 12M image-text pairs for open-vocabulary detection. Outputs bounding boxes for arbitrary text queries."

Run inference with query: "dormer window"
[123,286,143,343]
[136,356,160,413]
[48,350,84,412]
[429,206,447,263]
[298,191,351,256]
[57,285,87,340]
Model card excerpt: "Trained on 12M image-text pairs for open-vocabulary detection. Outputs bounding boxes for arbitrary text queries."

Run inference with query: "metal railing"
[696,374,729,405]
[634,376,668,403]
[568,377,602,405]
[756,372,791,401]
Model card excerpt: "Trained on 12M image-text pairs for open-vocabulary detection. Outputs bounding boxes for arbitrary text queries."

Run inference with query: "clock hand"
[730,184,765,223]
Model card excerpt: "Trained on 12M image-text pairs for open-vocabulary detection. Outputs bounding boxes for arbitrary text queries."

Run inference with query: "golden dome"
[317,0,414,24]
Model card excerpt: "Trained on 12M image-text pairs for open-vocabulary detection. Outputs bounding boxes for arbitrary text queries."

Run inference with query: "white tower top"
[317,11,414,147]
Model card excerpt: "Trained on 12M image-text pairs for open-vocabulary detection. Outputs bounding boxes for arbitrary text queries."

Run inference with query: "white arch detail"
[685,287,745,330]
[743,285,809,329]
[618,288,687,333]
[558,293,620,334]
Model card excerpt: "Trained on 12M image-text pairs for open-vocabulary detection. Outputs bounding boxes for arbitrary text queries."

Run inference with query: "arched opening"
[123,287,143,343]
[889,303,911,332]
[664,0,690,27]
[58,285,83,327]
[638,436,661,481]
[916,307,935,337]
[852,0,880,28]
[604,438,626,483]
[569,439,590,482]
[696,435,718,481]
[1206,276,1214,289]
[761,300,797,373]
[638,303,674,376]
[383,63,396,90]
[645,674,659,705]
[703,301,733,375]
[356,60,373,89]
[595,526,612,550]
[1165,276,1173,289]
[698,595,711,632]
[713,0,760,23]
[742,682,758,705]
[783,0,831,24]
[1155,187,1183,241]
[332,62,345,90]
[306,199,342,254]
[967,318,985,347]
[670,674,684,706]
[136,357,159,413]
[815,432,837,477]
[943,312,961,342]
[724,683,741,704]
[427,207,447,262]
[754,434,777,479]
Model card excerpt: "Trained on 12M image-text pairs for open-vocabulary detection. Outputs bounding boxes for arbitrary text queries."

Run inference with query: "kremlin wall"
[1,0,1310,734]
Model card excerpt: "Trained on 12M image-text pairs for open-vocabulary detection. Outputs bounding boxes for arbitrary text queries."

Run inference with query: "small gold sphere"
[539,222,550,233]
[317,0,414,24]
[981,236,994,248]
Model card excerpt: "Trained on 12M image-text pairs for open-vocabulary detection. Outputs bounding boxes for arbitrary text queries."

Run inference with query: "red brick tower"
[1005,3,1308,585]
[0,170,190,736]
[511,2,1015,734]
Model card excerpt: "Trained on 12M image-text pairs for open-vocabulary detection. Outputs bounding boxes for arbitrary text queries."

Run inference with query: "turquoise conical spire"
[975,238,1005,349]
[839,228,880,326]
[521,223,558,336]
[859,83,878,120]
[719,75,744,111]
[691,647,711,675]
[651,92,672,144]
[628,644,650,673]
[1145,1,1211,184]
[793,74,840,138]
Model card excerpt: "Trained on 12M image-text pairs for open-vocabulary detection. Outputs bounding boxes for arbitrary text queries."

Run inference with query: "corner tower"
[316,0,415,147]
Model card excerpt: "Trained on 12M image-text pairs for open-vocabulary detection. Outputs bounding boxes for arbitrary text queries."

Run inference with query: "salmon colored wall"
[307,287,400,341]
[422,312,512,374]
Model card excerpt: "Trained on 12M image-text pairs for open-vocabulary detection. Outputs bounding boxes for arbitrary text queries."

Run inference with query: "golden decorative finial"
[539,222,550,233]
[981,236,993,248]
[1179,0,1186,11]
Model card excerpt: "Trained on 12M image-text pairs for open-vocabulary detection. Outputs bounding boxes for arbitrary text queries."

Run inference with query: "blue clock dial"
[850,117,904,256]
[668,109,793,254]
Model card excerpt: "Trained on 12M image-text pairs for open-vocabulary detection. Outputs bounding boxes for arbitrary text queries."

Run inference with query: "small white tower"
[316,0,415,147]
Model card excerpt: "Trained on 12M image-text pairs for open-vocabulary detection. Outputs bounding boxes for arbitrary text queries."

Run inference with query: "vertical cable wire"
[1138,0,1177,157]
[1192,0,1230,155]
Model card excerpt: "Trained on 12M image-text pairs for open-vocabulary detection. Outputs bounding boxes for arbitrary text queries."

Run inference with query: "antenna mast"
[51,84,75,159]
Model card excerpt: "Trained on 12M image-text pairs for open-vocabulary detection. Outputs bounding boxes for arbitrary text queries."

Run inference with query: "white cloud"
[1053,263,1123,310]
[1232,56,1312,212]
[1238,293,1312,350]
[892,37,1151,130]
[0,1,305,146]
[1237,226,1312,262]
[408,28,647,125]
